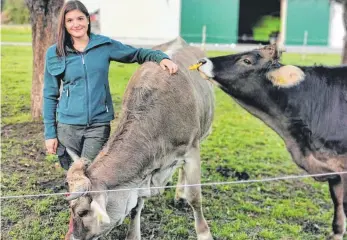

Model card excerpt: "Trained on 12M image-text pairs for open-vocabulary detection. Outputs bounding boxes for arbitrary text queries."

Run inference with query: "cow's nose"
[189,58,208,70]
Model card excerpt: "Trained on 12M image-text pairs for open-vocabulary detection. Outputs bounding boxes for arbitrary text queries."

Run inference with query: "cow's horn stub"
[66,148,80,162]
[260,44,282,60]
[266,65,305,88]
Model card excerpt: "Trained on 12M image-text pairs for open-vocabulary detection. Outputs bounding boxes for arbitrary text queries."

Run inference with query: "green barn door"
[180,0,239,44]
[286,0,330,46]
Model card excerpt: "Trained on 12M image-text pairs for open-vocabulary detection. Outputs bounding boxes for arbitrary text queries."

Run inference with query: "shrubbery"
[2,0,30,24]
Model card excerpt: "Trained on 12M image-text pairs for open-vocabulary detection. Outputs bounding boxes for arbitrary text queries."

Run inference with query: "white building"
[100,0,180,46]
[97,0,345,49]
[329,1,346,48]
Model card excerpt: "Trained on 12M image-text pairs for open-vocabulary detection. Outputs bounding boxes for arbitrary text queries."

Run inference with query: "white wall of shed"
[100,0,181,46]
[329,1,345,48]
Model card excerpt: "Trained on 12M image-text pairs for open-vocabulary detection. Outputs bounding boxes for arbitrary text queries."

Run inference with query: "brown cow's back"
[89,39,214,185]
[122,45,214,140]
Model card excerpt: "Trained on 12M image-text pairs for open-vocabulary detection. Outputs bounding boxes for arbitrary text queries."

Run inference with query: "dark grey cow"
[192,44,347,240]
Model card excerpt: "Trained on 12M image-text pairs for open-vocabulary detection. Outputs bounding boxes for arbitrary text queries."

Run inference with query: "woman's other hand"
[160,59,178,75]
[46,138,58,154]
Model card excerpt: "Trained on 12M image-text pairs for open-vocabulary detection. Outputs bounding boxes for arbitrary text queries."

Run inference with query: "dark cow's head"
[190,44,305,105]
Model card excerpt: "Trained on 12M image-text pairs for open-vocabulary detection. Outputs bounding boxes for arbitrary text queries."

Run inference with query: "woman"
[43,0,178,170]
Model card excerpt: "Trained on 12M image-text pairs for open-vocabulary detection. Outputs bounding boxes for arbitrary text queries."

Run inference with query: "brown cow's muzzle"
[65,213,74,240]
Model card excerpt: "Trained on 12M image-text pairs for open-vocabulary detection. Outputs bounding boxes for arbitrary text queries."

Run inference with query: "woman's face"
[65,9,89,39]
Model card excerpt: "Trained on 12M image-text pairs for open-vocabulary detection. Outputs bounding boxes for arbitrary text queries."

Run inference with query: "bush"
[2,0,30,24]
[253,15,280,42]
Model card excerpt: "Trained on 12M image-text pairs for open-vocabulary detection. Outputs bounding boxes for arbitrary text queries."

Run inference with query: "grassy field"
[1,25,32,42]
[1,42,344,240]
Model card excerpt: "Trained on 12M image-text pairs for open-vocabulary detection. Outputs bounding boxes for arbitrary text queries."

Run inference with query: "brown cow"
[65,37,215,240]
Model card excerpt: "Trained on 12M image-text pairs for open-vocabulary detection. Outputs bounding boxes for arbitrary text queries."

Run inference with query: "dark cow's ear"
[266,65,305,88]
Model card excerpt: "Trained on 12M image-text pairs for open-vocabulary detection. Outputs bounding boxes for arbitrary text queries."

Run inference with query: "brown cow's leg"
[126,198,144,240]
[343,174,347,217]
[184,147,213,240]
[328,176,346,240]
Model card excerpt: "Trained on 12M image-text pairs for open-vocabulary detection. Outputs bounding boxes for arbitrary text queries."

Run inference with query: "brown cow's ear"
[66,159,91,201]
[266,65,305,88]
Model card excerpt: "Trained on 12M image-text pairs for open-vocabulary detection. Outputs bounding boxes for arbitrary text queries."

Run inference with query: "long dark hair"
[56,0,91,57]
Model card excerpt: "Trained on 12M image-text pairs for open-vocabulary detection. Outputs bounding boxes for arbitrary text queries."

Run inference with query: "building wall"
[329,1,345,48]
[78,0,100,13]
[286,0,330,46]
[98,0,343,47]
[100,0,181,46]
[180,0,239,44]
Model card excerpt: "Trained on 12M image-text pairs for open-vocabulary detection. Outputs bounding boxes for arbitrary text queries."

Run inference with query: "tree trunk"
[342,1,347,64]
[25,0,64,120]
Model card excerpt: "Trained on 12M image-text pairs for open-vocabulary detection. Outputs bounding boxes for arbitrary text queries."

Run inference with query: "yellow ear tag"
[189,62,203,70]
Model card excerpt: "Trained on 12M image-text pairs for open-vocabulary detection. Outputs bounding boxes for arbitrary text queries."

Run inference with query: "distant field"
[0,41,343,240]
[1,25,32,42]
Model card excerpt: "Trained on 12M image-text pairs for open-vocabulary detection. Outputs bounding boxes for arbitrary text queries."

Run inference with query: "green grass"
[1,44,344,240]
[1,25,32,42]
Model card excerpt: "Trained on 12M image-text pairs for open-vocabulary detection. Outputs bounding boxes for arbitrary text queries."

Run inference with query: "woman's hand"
[46,138,58,154]
[160,59,178,75]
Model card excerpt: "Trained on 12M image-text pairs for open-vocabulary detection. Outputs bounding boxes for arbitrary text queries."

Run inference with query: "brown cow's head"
[65,149,138,240]
[67,194,111,240]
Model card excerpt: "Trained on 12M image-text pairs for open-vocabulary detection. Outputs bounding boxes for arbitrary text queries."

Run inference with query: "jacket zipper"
[81,53,90,126]
[104,84,109,112]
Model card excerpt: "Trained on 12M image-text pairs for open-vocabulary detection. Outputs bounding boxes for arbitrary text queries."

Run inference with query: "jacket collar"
[66,33,112,53]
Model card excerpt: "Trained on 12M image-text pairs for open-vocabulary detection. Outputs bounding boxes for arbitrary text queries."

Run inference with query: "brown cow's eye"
[243,59,252,65]
[78,210,89,217]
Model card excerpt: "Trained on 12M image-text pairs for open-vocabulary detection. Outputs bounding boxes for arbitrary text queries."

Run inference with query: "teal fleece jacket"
[43,33,170,139]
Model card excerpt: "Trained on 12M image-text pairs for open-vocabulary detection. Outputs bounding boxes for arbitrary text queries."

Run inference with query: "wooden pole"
[201,25,206,51]
[278,0,288,50]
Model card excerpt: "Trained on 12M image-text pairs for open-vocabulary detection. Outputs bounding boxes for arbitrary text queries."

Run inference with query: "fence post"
[201,25,206,51]
[278,0,287,51]
[301,30,308,60]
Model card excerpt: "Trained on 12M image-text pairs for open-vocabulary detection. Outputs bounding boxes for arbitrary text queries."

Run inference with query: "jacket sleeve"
[43,52,61,140]
[109,39,170,64]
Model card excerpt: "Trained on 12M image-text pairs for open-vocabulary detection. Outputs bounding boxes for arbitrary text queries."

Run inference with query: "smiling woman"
[56,1,91,57]
[43,0,178,165]
[64,10,90,52]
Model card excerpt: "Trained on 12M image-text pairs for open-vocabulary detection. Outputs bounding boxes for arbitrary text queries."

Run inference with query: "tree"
[1,0,5,12]
[25,0,64,120]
